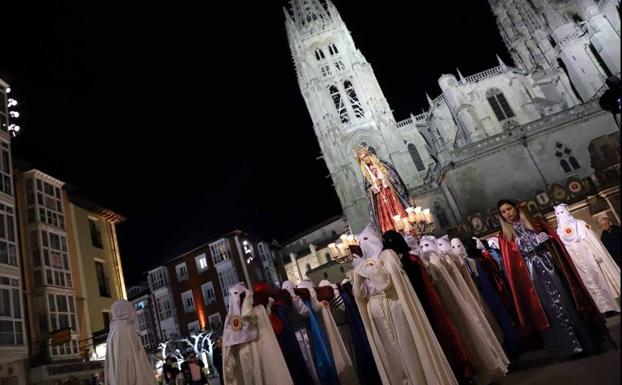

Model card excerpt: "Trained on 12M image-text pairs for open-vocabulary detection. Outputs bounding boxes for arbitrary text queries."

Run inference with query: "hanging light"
[7,99,17,107]
[5,88,10,94]
[9,111,19,118]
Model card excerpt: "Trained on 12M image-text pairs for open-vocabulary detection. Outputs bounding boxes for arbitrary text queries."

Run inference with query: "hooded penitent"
[392,232,475,383]
[105,300,157,385]
[419,235,509,385]
[554,204,620,313]
[452,238,523,355]
[223,283,293,385]
[442,235,504,343]
[354,225,459,385]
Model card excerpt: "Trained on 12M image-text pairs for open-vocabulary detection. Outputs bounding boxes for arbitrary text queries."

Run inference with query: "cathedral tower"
[284,0,428,232]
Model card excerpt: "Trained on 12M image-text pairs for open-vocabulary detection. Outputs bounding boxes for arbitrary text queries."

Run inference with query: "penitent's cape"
[105,300,157,385]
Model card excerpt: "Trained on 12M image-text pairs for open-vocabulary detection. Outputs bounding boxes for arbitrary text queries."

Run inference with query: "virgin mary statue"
[355,145,410,233]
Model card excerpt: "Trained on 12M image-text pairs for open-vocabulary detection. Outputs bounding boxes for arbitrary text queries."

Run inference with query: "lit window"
[195,253,208,273]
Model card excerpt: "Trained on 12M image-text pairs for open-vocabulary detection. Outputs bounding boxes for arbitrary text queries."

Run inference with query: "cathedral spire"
[456,68,466,83]
[496,54,508,72]
[426,93,435,108]
[288,0,330,29]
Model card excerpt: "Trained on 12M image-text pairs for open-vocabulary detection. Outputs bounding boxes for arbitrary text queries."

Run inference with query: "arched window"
[315,48,325,61]
[407,143,425,171]
[325,253,331,263]
[569,156,580,170]
[330,85,349,123]
[486,88,515,122]
[433,202,450,229]
[344,81,364,118]
[328,42,339,55]
[555,142,581,173]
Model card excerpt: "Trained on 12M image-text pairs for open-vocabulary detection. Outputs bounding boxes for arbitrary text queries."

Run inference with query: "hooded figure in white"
[554,204,620,313]
[353,225,458,385]
[105,300,157,385]
[448,237,503,342]
[223,282,293,385]
[420,236,508,385]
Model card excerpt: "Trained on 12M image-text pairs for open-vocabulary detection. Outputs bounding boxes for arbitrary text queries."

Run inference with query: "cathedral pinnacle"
[496,54,508,72]
[287,0,330,29]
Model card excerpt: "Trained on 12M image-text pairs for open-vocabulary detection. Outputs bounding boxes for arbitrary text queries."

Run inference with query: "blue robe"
[340,286,382,385]
[302,299,340,385]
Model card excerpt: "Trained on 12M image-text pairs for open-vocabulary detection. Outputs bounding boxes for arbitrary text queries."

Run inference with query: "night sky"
[1,0,508,285]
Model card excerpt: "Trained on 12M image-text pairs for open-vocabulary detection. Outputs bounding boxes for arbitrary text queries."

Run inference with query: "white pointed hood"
[222,282,257,347]
[357,223,383,260]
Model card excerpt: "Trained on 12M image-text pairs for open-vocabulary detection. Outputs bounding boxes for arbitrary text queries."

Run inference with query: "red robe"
[499,218,606,337]
[480,250,518,324]
[406,254,475,381]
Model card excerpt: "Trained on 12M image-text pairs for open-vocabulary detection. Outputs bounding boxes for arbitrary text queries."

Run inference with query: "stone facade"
[284,0,621,234]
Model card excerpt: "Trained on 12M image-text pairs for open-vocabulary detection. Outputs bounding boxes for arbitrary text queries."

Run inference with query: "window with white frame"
[31,178,65,229]
[208,313,222,330]
[148,268,168,291]
[0,203,17,266]
[209,239,232,265]
[47,293,78,333]
[187,320,200,335]
[217,267,238,307]
[38,230,72,289]
[50,338,79,357]
[195,253,208,273]
[201,281,216,305]
[137,311,148,331]
[0,142,12,196]
[0,276,24,345]
[175,262,189,282]
[156,296,173,320]
[181,290,195,313]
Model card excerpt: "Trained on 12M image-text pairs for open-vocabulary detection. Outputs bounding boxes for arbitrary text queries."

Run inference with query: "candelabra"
[393,206,436,240]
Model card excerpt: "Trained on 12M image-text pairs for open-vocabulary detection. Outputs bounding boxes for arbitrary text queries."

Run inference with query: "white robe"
[223,285,293,385]
[353,249,458,385]
[427,253,509,385]
[558,219,620,313]
[105,300,157,385]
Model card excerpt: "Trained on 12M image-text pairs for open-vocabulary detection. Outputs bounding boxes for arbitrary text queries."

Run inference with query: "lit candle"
[405,207,417,223]
[393,215,404,231]
[347,234,356,245]
[336,243,346,257]
[401,217,412,232]
[340,234,349,247]
[414,206,423,222]
[422,208,433,224]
